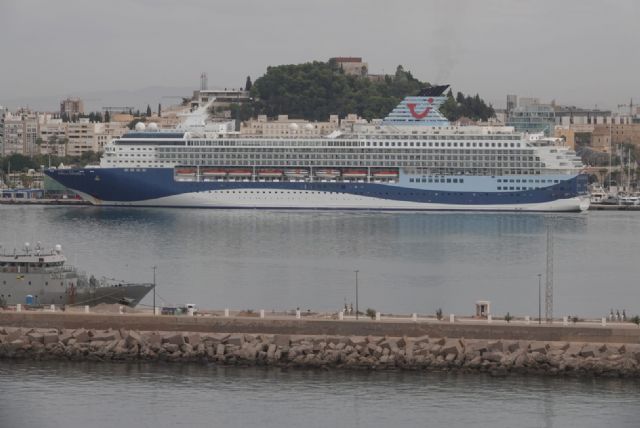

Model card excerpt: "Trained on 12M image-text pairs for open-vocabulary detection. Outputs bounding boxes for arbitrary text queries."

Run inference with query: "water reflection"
[0,207,635,317]
[1,360,640,428]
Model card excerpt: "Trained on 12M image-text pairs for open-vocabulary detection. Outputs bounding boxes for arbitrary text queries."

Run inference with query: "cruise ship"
[45,85,589,211]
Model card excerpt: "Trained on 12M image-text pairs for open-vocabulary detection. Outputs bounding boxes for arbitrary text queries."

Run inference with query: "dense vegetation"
[0,152,101,173]
[239,61,495,122]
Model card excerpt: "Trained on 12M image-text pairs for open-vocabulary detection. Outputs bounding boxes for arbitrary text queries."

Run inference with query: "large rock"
[27,332,44,344]
[163,333,185,346]
[440,340,462,357]
[529,342,548,354]
[487,340,503,352]
[226,334,244,347]
[579,344,600,358]
[6,329,24,342]
[273,335,290,347]
[482,352,504,363]
[186,333,201,347]
[43,333,59,345]
[92,330,120,342]
[74,330,90,344]
[126,331,144,347]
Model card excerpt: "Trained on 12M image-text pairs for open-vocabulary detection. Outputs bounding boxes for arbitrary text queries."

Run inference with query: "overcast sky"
[1,0,638,111]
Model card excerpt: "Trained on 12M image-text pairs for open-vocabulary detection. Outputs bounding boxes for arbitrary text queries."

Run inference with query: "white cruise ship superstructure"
[46,85,590,211]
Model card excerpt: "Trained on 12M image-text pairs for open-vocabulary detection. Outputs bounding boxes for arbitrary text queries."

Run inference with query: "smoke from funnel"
[431,0,468,83]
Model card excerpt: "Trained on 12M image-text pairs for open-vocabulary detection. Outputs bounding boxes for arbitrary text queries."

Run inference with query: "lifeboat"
[227,169,252,177]
[175,168,196,175]
[258,169,283,177]
[372,170,398,178]
[341,169,367,178]
[202,168,227,176]
[315,169,341,178]
[284,168,309,177]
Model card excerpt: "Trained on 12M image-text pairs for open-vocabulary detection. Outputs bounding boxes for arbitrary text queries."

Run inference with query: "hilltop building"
[330,57,369,77]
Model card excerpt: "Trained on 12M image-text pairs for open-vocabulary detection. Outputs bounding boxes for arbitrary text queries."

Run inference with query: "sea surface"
[0,206,638,318]
[1,206,640,426]
[1,360,639,428]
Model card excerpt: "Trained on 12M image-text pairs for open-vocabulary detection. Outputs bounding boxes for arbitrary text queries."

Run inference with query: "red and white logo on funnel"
[406,97,434,119]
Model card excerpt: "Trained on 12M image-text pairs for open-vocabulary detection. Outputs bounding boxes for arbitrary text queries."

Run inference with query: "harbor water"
[0,206,638,318]
[2,206,640,426]
[1,360,639,428]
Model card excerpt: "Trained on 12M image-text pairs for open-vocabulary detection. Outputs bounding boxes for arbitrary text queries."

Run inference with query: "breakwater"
[2,314,640,377]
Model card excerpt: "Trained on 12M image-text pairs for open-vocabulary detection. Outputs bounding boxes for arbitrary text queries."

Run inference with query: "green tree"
[146,105,152,117]
[248,60,494,122]
[0,154,38,173]
[245,76,252,91]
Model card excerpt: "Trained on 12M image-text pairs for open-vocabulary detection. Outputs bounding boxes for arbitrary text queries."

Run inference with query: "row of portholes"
[201,190,534,198]
[208,190,552,202]
[1,280,63,286]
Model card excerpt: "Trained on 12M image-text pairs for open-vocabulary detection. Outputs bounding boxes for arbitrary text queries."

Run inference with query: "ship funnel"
[55,244,62,254]
[382,84,450,127]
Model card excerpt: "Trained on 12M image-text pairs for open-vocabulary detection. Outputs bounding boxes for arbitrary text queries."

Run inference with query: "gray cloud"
[1,0,638,110]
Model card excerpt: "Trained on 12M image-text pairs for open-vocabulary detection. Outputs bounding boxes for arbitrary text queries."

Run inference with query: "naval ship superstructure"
[0,242,153,307]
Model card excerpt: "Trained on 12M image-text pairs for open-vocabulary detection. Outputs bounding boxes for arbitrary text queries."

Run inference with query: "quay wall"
[1,312,639,344]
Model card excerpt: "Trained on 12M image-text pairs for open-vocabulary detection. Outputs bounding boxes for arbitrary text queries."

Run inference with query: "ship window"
[497,187,502,190]
[460,179,464,183]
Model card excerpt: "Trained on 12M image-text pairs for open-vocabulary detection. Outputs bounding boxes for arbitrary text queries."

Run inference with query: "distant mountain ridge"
[1,85,195,113]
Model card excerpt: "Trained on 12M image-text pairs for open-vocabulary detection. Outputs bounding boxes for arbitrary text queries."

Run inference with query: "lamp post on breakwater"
[355,270,359,320]
[152,266,157,316]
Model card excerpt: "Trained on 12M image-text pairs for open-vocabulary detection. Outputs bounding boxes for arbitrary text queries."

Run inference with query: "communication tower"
[545,224,554,323]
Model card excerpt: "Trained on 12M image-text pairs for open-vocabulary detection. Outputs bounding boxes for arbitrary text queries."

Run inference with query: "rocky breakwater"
[1,326,640,377]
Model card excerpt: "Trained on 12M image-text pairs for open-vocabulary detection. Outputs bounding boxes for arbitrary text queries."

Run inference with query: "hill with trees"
[236,61,494,122]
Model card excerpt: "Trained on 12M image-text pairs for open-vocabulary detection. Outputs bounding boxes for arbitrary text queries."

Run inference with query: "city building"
[0,106,8,154]
[1,110,39,156]
[190,89,250,111]
[590,126,612,152]
[506,103,556,135]
[240,114,340,137]
[506,94,517,114]
[38,117,68,157]
[59,97,84,118]
[330,57,368,77]
[65,119,103,157]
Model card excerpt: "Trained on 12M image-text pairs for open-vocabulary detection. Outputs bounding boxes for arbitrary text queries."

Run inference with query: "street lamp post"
[152,266,157,316]
[355,270,359,320]
[537,273,542,325]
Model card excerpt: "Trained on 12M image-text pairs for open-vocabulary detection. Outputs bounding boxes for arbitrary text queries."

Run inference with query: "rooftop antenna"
[200,72,208,91]
[545,223,554,323]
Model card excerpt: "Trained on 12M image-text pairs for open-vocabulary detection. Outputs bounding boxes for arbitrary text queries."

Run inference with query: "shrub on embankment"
[1,327,640,377]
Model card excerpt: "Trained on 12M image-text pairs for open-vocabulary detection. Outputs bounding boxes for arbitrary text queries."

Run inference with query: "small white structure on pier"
[475,300,491,318]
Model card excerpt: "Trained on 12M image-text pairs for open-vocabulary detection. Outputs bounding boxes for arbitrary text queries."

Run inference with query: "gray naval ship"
[0,242,154,307]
